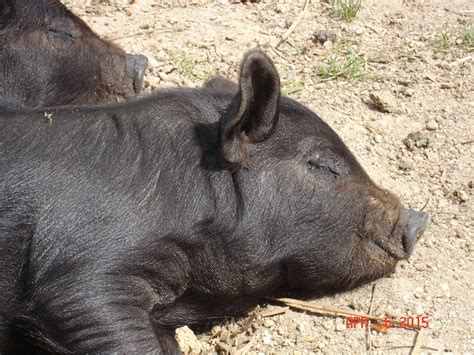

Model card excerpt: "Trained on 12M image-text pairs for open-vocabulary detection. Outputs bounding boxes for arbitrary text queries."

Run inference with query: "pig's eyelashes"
[47,28,74,40]
[306,161,340,178]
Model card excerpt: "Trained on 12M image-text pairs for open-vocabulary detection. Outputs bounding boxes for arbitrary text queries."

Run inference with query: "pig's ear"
[0,0,13,22]
[219,50,280,166]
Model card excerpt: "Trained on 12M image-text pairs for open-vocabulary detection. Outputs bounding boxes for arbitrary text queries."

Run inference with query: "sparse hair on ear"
[219,49,280,169]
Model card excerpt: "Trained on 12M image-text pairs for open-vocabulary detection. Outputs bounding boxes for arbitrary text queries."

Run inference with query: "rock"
[176,326,203,355]
[425,151,439,162]
[158,71,169,81]
[312,30,336,45]
[368,51,393,64]
[426,119,439,131]
[374,134,383,143]
[414,287,424,298]
[401,87,415,97]
[456,190,469,202]
[440,82,455,89]
[369,90,399,113]
[415,304,425,315]
[323,40,333,49]
[398,157,414,171]
[274,4,289,13]
[263,319,275,328]
[454,227,466,239]
[353,25,364,35]
[371,336,385,348]
[440,283,451,298]
[403,131,429,150]
[437,199,448,209]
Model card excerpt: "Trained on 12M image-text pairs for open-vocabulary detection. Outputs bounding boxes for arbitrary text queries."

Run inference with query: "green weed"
[312,51,366,81]
[329,0,362,22]
[461,27,474,49]
[170,53,215,84]
[436,30,455,51]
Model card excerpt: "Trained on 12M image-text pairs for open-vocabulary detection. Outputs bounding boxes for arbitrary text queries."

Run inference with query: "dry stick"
[367,284,377,353]
[450,55,473,66]
[270,47,291,63]
[269,297,421,330]
[420,197,430,212]
[261,306,289,318]
[444,8,474,16]
[107,28,185,41]
[231,312,258,337]
[276,0,310,48]
[410,327,427,355]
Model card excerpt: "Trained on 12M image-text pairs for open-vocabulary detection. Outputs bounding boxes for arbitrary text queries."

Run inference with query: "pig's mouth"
[355,228,403,262]
[366,239,393,257]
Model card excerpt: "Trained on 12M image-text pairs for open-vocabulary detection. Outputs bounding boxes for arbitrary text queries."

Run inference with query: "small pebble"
[369,90,399,113]
[456,190,468,202]
[426,120,439,130]
[263,319,275,328]
[426,151,439,162]
[401,87,415,97]
[414,287,424,298]
[437,199,448,209]
[371,336,385,348]
[440,283,451,298]
[454,228,466,239]
[416,304,425,315]
[398,158,414,171]
[312,30,336,45]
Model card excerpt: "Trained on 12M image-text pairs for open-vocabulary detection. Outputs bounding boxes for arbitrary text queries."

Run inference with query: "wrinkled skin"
[0,0,148,110]
[0,50,429,353]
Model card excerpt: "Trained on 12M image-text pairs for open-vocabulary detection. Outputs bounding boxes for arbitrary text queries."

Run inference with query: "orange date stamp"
[345,315,429,330]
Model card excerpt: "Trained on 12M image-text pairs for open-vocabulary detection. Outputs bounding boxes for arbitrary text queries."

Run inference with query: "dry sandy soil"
[65,0,472,353]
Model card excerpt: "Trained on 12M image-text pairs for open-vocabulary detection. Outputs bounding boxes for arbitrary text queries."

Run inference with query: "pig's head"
[0,0,148,109]
[217,50,429,292]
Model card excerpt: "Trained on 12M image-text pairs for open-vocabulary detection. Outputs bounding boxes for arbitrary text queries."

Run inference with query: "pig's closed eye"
[48,28,74,40]
[306,160,340,178]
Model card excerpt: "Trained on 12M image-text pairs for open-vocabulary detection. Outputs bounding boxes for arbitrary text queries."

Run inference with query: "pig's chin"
[356,227,408,263]
[365,237,404,261]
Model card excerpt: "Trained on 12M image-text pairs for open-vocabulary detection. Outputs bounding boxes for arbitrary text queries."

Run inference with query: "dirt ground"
[65,0,472,353]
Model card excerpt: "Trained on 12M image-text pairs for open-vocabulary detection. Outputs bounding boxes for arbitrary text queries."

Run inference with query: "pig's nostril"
[402,210,430,257]
[126,54,148,94]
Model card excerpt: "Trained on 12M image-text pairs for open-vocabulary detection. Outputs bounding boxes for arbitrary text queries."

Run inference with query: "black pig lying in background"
[0,0,148,109]
[0,50,429,353]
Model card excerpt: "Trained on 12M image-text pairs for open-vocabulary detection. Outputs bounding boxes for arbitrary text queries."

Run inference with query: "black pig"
[0,50,429,353]
[0,0,148,109]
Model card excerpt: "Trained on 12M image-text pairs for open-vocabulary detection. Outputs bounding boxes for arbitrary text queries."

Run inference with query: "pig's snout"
[125,53,148,94]
[402,209,430,257]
